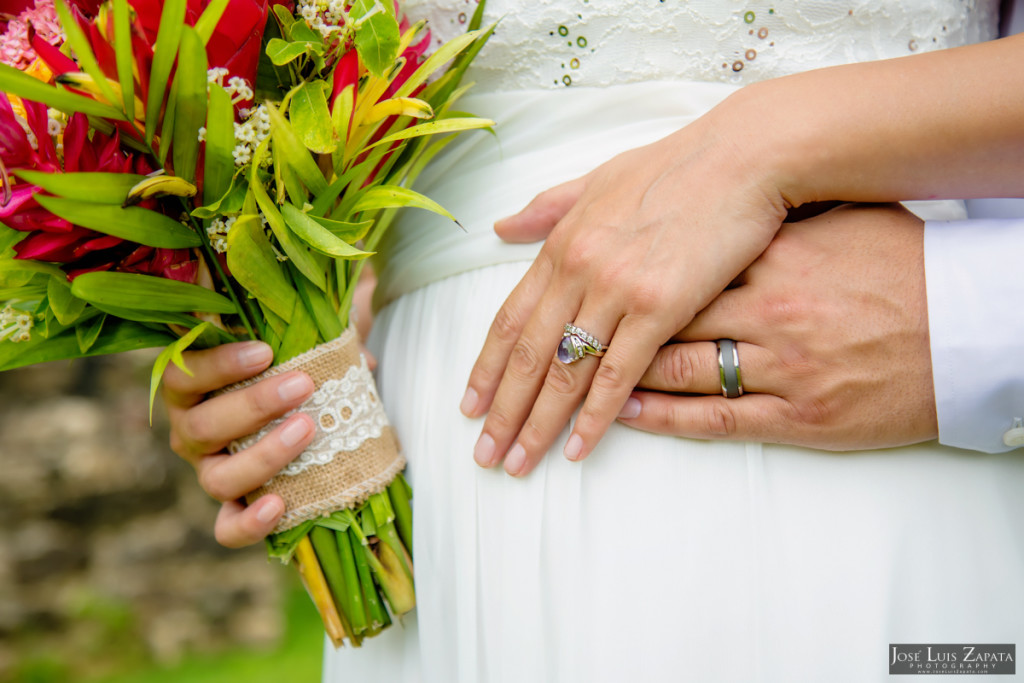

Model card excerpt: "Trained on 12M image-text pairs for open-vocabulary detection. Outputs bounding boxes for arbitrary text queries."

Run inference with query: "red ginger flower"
[0,94,197,282]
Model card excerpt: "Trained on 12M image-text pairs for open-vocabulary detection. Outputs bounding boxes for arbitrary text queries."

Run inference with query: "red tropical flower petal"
[13,228,86,261]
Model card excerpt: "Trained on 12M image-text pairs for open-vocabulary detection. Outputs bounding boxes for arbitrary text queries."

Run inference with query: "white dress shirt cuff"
[924,218,1024,452]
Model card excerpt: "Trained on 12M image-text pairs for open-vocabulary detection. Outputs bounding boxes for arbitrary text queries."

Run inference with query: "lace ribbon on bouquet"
[224,328,405,533]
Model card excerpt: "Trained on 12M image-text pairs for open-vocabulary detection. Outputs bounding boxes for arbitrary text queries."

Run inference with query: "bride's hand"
[619,203,938,449]
[460,101,790,476]
[162,342,315,547]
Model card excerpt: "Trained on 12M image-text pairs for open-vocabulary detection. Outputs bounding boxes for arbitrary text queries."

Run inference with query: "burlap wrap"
[223,328,405,534]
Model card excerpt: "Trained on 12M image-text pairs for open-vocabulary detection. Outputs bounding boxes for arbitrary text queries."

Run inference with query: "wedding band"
[717,339,743,398]
[557,323,607,364]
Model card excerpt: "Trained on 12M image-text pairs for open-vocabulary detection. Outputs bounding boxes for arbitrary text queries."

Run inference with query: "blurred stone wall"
[0,352,284,681]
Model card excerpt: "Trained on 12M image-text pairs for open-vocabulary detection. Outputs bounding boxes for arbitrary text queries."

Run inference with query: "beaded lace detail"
[405,0,999,93]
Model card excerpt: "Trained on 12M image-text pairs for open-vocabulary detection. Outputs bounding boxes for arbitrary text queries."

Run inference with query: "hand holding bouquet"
[0,0,493,647]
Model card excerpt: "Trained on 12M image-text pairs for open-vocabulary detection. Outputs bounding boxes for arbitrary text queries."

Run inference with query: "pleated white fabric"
[326,259,1024,683]
[321,3,1024,680]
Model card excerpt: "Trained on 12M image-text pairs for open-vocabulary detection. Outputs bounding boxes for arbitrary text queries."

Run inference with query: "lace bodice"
[404,0,1000,92]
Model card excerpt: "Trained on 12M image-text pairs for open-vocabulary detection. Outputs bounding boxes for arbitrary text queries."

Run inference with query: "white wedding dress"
[324,2,1024,681]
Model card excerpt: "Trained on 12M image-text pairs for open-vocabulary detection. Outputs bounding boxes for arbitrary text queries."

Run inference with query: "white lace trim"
[228,353,389,478]
[404,0,1000,93]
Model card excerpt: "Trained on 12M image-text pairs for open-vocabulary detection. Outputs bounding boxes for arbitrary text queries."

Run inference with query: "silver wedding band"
[717,339,743,399]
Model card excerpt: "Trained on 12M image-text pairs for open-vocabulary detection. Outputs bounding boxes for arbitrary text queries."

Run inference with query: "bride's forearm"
[726,32,1024,206]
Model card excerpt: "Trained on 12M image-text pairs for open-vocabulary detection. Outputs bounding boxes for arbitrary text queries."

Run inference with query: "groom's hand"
[617,203,939,450]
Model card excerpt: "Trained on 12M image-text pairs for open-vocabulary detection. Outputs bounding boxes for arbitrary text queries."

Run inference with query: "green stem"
[351,526,391,633]
[309,526,359,645]
[388,475,413,555]
[335,528,369,636]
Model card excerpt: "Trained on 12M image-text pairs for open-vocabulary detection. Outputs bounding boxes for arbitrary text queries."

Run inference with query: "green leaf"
[351,0,400,78]
[35,196,201,248]
[0,260,66,284]
[425,21,497,107]
[288,18,322,44]
[146,0,187,143]
[349,185,456,222]
[47,277,88,326]
[225,214,298,321]
[265,38,314,67]
[112,0,136,120]
[276,285,319,363]
[290,81,336,154]
[295,275,342,342]
[312,215,373,243]
[331,85,355,173]
[158,79,178,165]
[258,302,286,350]
[281,203,373,259]
[90,303,220,331]
[193,176,247,220]
[365,117,495,150]
[393,29,480,99]
[203,84,237,206]
[71,272,236,314]
[13,171,145,204]
[148,321,212,420]
[0,64,127,120]
[171,27,208,185]
[194,0,230,43]
[265,102,329,195]
[0,321,175,372]
[75,313,106,353]
[53,0,120,107]
[272,2,296,32]
[250,159,328,291]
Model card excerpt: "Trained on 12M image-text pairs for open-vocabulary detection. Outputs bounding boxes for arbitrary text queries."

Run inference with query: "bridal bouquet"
[0,0,493,647]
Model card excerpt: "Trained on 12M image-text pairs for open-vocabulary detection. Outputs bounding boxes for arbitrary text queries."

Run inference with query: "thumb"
[494,176,586,243]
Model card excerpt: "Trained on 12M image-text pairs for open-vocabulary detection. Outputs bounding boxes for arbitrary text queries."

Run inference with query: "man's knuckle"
[706,403,737,437]
[664,348,697,388]
[795,396,833,427]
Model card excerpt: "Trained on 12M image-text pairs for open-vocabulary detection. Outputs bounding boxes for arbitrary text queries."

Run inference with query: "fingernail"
[280,416,313,447]
[618,397,642,420]
[564,433,584,461]
[460,387,479,416]
[238,342,273,371]
[278,374,313,402]
[473,433,496,467]
[504,443,526,476]
[256,497,284,524]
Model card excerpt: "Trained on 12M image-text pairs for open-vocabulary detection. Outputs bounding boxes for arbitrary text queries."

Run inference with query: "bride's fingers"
[169,370,314,462]
[635,341,772,396]
[194,413,315,503]
[618,392,796,442]
[462,255,556,420]
[566,318,665,461]
[494,176,586,244]
[471,281,583,468]
[162,341,273,408]
[502,314,617,476]
[214,497,284,548]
